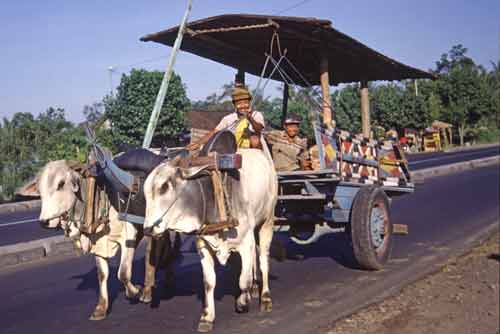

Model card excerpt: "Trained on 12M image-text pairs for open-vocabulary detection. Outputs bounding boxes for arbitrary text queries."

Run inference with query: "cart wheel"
[350,186,392,270]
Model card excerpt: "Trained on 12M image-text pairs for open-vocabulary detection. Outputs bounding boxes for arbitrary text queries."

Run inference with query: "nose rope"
[150,181,190,228]
[41,198,81,224]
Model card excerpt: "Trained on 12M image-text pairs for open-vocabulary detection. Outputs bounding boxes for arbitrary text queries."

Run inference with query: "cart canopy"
[141,14,435,86]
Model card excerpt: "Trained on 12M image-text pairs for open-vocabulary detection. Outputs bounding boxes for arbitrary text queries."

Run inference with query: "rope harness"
[46,168,110,241]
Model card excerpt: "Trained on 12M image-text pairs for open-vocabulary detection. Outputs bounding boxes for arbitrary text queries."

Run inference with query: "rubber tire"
[350,186,393,270]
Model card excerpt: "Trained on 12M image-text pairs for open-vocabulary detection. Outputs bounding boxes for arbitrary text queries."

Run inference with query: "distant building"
[185,110,231,143]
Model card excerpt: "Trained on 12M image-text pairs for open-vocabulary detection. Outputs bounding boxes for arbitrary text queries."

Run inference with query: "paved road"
[0,145,498,247]
[0,163,498,334]
[0,208,60,247]
[406,144,499,169]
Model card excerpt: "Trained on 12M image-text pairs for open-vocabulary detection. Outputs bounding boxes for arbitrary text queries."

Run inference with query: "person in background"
[266,113,311,172]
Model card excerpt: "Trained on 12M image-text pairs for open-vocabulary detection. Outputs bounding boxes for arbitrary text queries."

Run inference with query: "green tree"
[0,108,88,202]
[82,102,116,152]
[371,83,405,133]
[83,102,104,124]
[433,46,490,145]
[105,69,190,147]
[333,84,362,133]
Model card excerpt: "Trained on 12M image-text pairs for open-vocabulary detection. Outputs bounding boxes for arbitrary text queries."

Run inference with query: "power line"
[273,0,315,15]
[106,0,317,91]
[108,0,316,72]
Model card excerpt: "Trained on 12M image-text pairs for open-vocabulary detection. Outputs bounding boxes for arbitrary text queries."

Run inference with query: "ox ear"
[67,170,80,193]
[16,177,40,197]
[178,165,211,180]
[66,160,86,173]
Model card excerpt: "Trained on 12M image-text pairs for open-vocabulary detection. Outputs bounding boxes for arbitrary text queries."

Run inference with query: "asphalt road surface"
[406,144,499,169]
[0,145,498,247]
[0,162,498,333]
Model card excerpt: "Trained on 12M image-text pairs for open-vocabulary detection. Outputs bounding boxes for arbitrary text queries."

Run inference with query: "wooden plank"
[279,178,338,184]
[278,194,326,201]
[393,224,409,235]
[341,153,379,167]
[278,169,336,177]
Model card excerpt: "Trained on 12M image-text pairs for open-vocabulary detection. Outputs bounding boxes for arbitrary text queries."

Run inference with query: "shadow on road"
[276,231,362,270]
[66,231,361,313]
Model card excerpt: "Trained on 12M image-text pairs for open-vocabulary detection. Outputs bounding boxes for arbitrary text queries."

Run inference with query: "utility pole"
[108,66,115,97]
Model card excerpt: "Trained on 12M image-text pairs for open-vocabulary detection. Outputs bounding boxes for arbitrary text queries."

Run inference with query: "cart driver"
[185,86,265,225]
[187,86,265,151]
[267,113,311,172]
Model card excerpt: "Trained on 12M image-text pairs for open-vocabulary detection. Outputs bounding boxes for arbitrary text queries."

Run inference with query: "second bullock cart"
[139,13,434,270]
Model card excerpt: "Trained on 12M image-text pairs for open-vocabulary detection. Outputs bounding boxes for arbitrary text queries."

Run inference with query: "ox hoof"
[260,293,273,313]
[126,285,142,299]
[197,320,213,333]
[235,302,249,314]
[251,284,260,299]
[260,300,273,313]
[89,310,107,321]
[139,288,153,304]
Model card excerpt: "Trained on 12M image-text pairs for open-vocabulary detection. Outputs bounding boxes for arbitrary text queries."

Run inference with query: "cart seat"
[200,130,237,156]
[114,148,165,174]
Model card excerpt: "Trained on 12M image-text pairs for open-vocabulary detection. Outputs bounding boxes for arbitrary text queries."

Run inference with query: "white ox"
[33,160,173,320]
[143,148,278,332]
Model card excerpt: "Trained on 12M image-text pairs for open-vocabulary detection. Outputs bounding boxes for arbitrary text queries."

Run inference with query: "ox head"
[37,160,81,235]
[143,162,209,237]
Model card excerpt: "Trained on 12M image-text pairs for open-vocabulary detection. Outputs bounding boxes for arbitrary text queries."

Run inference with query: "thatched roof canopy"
[141,14,435,86]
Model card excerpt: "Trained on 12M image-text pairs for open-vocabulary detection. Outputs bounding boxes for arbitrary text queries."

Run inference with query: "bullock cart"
[140,14,434,270]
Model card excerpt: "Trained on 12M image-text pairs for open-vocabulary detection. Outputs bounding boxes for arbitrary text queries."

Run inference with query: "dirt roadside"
[325,232,500,334]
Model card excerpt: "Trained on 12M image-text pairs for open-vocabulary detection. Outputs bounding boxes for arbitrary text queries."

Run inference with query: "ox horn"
[179,165,211,180]
[66,160,86,172]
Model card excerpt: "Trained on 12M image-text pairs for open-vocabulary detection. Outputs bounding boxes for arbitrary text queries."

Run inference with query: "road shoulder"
[326,231,499,334]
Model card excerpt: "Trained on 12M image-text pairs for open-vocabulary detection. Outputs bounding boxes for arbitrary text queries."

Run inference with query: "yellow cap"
[231,87,252,102]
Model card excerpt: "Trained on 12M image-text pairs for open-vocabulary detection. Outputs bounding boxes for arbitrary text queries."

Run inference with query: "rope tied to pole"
[187,19,279,36]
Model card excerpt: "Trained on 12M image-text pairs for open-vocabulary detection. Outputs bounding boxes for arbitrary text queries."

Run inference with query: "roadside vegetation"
[0,45,498,202]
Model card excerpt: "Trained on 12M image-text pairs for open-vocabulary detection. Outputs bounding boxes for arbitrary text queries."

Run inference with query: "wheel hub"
[370,206,386,249]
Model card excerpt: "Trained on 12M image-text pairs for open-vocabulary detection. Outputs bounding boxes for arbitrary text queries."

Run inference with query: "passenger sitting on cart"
[187,86,265,151]
[266,113,311,172]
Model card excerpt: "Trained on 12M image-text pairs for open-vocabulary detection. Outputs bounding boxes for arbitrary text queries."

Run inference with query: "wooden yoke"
[81,160,102,234]
[83,173,97,234]
[211,170,228,223]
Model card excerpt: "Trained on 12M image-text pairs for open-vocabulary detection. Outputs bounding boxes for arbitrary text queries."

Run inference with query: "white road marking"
[0,219,39,227]
[409,151,497,165]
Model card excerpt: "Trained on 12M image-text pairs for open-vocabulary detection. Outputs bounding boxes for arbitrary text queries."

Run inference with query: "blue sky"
[1,0,499,122]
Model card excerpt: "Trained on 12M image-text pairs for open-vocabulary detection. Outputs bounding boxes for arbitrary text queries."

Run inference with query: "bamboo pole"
[360,80,371,138]
[142,0,193,148]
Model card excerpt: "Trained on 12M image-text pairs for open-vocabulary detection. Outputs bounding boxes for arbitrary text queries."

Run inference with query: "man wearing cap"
[185,86,265,225]
[187,86,265,150]
[267,113,311,172]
